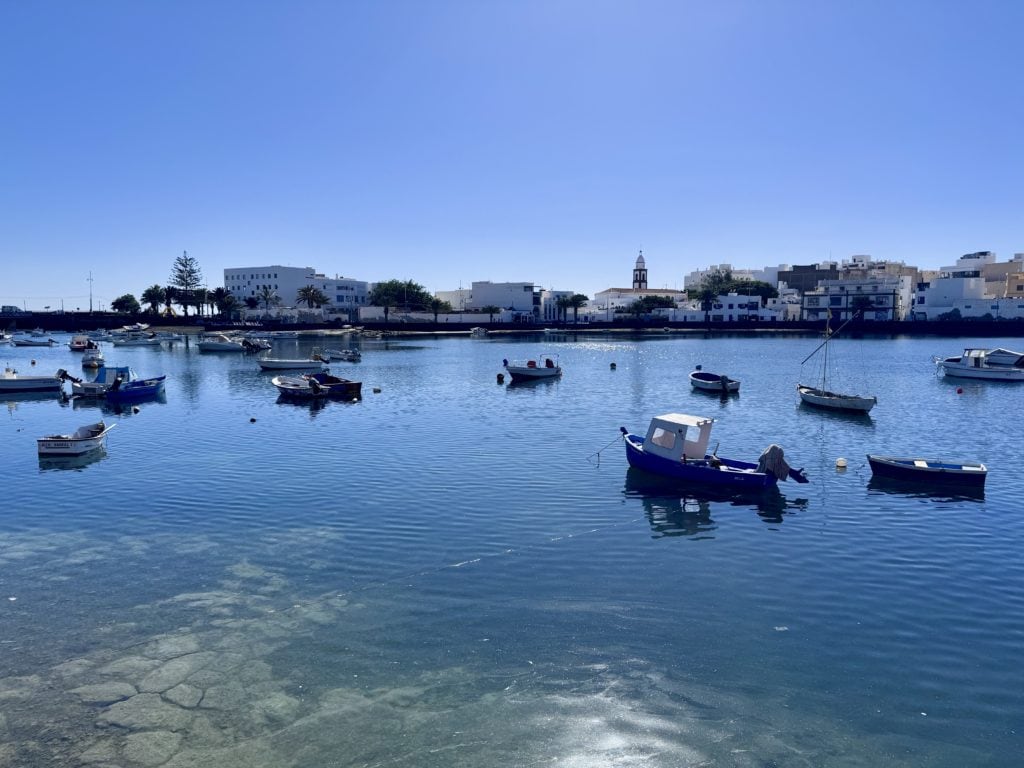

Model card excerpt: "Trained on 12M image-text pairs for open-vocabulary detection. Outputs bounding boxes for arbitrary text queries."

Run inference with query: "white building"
[224,265,369,317]
[666,293,787,323]
[803,276,914,321]
[914,252,1024,320]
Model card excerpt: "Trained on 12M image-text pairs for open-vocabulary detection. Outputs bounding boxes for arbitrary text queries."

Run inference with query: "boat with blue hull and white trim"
[620,413,808,489]
[867,455,987,488]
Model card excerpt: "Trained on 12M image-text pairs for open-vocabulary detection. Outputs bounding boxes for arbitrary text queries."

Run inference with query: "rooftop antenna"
[87,271,94,313]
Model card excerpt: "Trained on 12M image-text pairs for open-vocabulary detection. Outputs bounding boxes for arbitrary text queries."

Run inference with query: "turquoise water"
[1,331,1022,766]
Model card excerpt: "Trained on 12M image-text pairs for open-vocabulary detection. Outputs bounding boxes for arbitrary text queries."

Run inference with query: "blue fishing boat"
[620,413,808,488]
[103,370,166,402]
[867,455,987,488]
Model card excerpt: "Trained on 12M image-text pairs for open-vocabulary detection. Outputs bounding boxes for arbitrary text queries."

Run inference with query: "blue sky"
[2,0,1022,310]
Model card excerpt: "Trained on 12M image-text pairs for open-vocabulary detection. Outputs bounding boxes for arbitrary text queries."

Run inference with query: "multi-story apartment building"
[802,276,914,321]
[224,265,368,317]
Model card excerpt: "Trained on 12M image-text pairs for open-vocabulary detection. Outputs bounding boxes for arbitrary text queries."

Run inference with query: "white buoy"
[835,457,848,469]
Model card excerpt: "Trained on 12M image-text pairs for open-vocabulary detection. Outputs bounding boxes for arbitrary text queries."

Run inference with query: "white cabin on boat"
[642,413,714,462]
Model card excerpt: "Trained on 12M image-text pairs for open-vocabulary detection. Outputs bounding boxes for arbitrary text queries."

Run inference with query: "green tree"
[428,297,452,322]
[369,279,434,322]
[244,296,260,310]
[111,293,141,314]
[141,284,164,315]
[481,305,501,323]
[569,294,589,323]
[258,286,280,311]
[627,295,677,318]
[169,250,203,317]
[297,285,330,308]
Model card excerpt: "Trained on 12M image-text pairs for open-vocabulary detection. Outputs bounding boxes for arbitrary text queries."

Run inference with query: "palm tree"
[244,296,259,310]
[555,296,572,324]
[569,294,588,324]
[297,285,329,309]
[481,305,501,323]
[210,287,231,315]
[258,286,280,311]
[162,286,178,317]
[428,297,451,323]
[192,287,208,317]
[141,285,164,315]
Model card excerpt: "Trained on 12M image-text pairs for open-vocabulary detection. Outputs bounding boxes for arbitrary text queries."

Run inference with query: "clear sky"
[2,0,1022,310]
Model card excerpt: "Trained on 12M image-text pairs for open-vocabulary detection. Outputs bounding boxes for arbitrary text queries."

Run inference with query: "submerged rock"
[164,683,203,709]
[71,682,138,704]
[123,730,182,767]
[139,652,217,693]
[98,693,193,731]
[143,634,202,661]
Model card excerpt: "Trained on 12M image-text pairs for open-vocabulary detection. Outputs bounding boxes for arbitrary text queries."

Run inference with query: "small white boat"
[797,385,876,413]
[936,348,1024,381]
[271,374,330,398]
[37,421,115,456]
[798,317,877,412]
[503,355,561,382]
[257,357,329,371]
[81,348,105,368]
[111,334,162,346]
[469,327,488,338]
[0,366,64,393]
[198,333,247,352]
[12,336,56,347]
[321,348,361,362]
[690,368,740,393]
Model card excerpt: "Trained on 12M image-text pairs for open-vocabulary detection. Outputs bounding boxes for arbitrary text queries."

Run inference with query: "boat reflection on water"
[68,392,166,417]
[505,376,559,391]
[797,400,874,426]
[39,447,107,472]
[867,475,985,502]
[623,468,808,535]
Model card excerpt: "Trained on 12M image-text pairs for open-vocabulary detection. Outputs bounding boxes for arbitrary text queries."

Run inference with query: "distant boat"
[68,334,94,351]
[798,314,877,413]
[0,366,63,393]
[12,336,56,347]
[257,356,329,371]
[936,348,1024,381]
[503,355,561,382]
[81,348,105,369]
[620,413,808,488]
[70,366,138,397]
[867,455,987,488]
[320,348,361,362]
[305,372,362,399]
[198,333,246,352]
[37,421,115,456]
[689,367,740,393]
[105,372,166,402]
[469,327,488,338]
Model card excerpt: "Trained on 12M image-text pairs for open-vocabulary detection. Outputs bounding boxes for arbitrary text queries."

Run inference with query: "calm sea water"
[1,330,1022,766]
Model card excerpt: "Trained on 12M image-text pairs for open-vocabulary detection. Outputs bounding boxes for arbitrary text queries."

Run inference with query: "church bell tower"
[632,250,648,291]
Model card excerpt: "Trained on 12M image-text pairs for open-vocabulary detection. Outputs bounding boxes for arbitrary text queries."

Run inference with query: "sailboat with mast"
[797,311,877,413]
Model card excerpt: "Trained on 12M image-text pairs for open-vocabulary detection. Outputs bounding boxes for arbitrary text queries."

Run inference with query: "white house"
[803,276,913,321]
[914,252,1024,320]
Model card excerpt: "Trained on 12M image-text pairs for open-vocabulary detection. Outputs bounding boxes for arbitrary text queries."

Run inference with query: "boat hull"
[798,385,876,413]
[623,433,777,488]
[37,423,112,456]
[938,362,1024,381]
[690,371,740,392]
[258,359,329,371]
[505,366,561,382]
[867,455,987,487]
[0,377,63,393]
[105,377,166,401]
